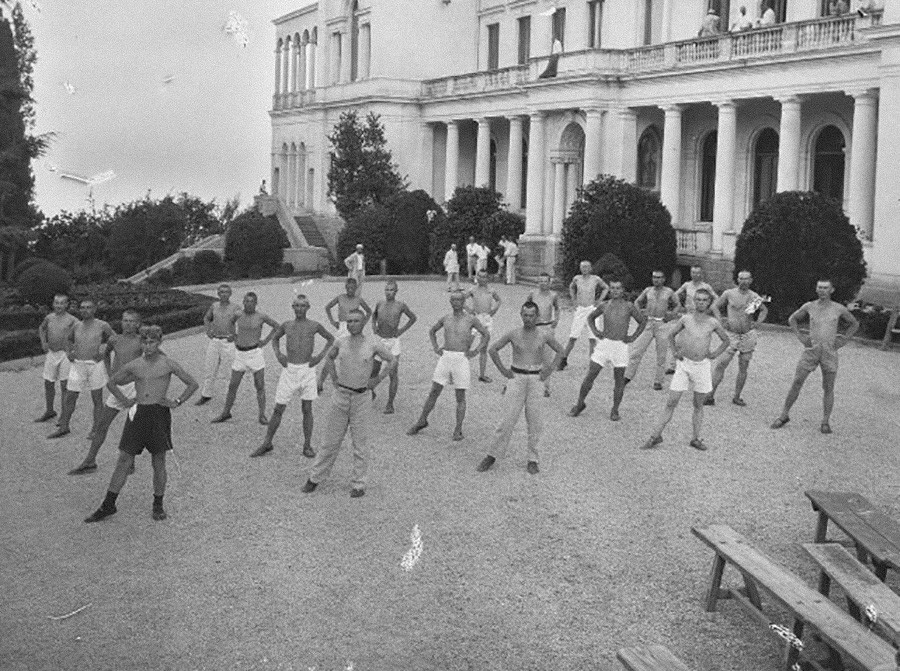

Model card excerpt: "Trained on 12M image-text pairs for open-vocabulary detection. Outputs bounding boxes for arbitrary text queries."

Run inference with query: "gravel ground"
[2,278,899,671]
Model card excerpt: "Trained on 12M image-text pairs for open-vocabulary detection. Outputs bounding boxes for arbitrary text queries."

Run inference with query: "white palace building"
[269,0,900,292]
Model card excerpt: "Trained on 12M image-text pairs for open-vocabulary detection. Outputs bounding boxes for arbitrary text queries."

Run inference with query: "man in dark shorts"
[84,325,198,523]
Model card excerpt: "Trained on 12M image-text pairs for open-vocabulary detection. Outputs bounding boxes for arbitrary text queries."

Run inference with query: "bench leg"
[705,554,726,612]
[816,570,831,597]
[783,618,805,671]
[846,596,861,621]
[741,572,763,610]
[813,511,829,543]
[874,561,888,582]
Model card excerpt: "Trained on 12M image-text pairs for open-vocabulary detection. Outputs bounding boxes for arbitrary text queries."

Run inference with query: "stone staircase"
[294,214,328,248]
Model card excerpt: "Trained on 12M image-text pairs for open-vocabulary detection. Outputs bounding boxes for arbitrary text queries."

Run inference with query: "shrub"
[11,256,45,281]
[336,206,388,276]
[224,209,288,279]
[192,250,225,284]
[171,256,194,281]
[733,191,867,322]
[561,175,677,286]
[70,262,113,285]
[594,252,635,290]
[0,330,41,362]
[16,261,72,307]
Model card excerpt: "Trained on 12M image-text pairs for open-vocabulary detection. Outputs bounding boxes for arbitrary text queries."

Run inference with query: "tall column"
[444,120,459,202]
[584,108,603,185]
[475,118,491,187]
[565,161,579,213]
[308,40,317,88]
[660,104,683,223]
[271,153,278,195]
[551,160,566,235]
[360,24,371,79]
[281,41,291,97]
[506,116,524,210]
[776,96,802,191]
[525,112,545,234]
[661,0,673,42]
[419,122,435,195]
[848,88,878,241]
[340,31,352,83]
[290,39,298,93]
[274,43,283,96]
[713,101,737,251]
[298,41,307,90]
[330,33,341,85]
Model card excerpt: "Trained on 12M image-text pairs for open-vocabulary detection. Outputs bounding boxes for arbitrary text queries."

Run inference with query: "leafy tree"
[17,260,71,306]
[105,196,188,276]
[594,252,635,291]
[224,208,288,278]
[33,209,111,271]
[327,110,406,222]
[734,191,866,321]
[561,175,676,285]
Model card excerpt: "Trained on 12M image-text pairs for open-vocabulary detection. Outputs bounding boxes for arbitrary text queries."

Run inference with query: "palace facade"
[269,0,900,290]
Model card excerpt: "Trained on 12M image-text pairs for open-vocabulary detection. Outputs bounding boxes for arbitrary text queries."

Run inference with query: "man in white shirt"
[443,243,460,291]
[344,244,365,296]
[465,236,479,280]
[475,240,490,274]
[731,5,753,30]
[758,1,776,25]
[504,238,519,285]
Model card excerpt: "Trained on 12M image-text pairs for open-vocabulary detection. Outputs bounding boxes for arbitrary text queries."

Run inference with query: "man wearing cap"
[344,244,365,296]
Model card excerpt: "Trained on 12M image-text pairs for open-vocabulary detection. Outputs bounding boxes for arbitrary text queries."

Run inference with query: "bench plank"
[617,644,693,671]
[803,542,900,646]
[693,524,896,671]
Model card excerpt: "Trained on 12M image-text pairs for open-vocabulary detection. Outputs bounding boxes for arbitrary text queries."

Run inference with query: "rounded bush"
[561,175,676,286]
[594,252,635,291]
[734,191,866,321]
[336,207,388,276]
[191,250,224,284]
[11,257,45,282]
[224,209,288,279]
[16,262,72,307]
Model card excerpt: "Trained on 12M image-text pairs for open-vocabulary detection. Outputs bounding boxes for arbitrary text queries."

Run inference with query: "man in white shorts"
[408,292,490,441]
[49,298,116,439]
[370,280,417,414]
[36,293,78,423]
[639,290,729,451]
[559,261,609,370]
[465,270,501,383]
[569,280,646,421]
[251,294,334,458]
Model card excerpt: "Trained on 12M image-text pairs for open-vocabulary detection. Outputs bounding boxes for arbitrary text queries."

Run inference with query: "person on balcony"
[757,1,776,26]
[699,8,721,37]
[731,5,753,30]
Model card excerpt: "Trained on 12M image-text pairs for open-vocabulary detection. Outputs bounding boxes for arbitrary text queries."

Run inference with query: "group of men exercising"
[34,262,860,523]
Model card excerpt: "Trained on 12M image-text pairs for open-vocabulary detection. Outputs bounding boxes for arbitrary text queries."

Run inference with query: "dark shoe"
[47,428,71,439]
[68,463,97,475]
[152,507,167,521]
[732,397,746,407]
[640,435,663,450]
[35,410,57,423]
[558,357,568,371]
[820,422,833,435]
[526,461,539,475]
[476,455,496,472]
[250,444,273,458]
[84,506,116,523]
[544,387,551,398]
[383,405,395,415]
[568,402,586,417]
[210,413,232,424]
[770,416,790,429]
[665,368,675,375]
[406,421,428,436]
[653,382,663,391]
[350,488,365,498]
[478,375,493,384]
[703,395,715,406]
[623,377,632,386]
[452,430,464,442]
[195,396,211,406]
[609,410,620,421]
[302,445,316,459]
[689,438,708,451]
[258,415,269,426]
[301,479,318,493]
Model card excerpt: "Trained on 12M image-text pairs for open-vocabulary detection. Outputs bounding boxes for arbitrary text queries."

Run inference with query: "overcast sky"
[26,0,298,216]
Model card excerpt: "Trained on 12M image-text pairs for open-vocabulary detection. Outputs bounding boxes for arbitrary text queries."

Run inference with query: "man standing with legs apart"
[251,294,334,459]
[70,309,144,474]
[707,270,767,407]
[196,284,241,406]
[84,325,198,523]
[443,243,460,290]
[476,301,563,475]
[36,293,78,423]
[370,280,417,414]
[640,290,729,451]
[466,269,501,383]
[48,299,115,439]
[301,310,394,498]
[324,278,372,338]
[771,279,859,434]
[344,244,365,295]
[211,292,279,425]
[569,280,646,420]
[624,270,680,390]
[559,261,609,370]
[528,273,560,397]
[408,291,490,441]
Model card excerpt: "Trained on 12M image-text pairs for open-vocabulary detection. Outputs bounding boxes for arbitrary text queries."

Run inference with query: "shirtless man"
[251,294,335,458]
[69,309,144,474]
[407,291,490,441]
[370,280,417,413]
[527,272,560,397]
[196,284,241,405]
[324,278,372,338]
[475,301,563,475]
[36,293,78,422]
[771,279,859,434]
[624,270,680,390]
[675,266,718,313]
[48,298,115,439]
[301,309,395,498]
[639,290,729,451]
[570,280,646,421]
[707,270,767,407]
[211,292,279,425]
[465,269,501,383]
[559,261,609,370]
[84,325,198,523]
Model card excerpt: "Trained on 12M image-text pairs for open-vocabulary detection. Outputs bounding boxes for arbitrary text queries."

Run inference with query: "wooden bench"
[693,524,896,671]
[617,644,693,671]
[806,490,900,581]
[803,542,900,647]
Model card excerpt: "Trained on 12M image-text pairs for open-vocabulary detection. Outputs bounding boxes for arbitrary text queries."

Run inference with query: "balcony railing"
[422,65,529,97]
[676,227,713,255]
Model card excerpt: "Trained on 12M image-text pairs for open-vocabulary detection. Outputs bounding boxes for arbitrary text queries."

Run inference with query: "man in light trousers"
[624,270,680,390]
[196,284,241,405]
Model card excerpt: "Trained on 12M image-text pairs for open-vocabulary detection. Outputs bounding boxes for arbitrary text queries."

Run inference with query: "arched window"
[489,139,498,192]
[813,125,845,203]
[350,1,360,82]
[753,128,779,207]
[637,126,661,190]
[699,131,717,222]
[309,28,318,89]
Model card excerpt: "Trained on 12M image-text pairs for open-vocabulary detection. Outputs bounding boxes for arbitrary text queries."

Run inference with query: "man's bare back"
[72,319,114,361]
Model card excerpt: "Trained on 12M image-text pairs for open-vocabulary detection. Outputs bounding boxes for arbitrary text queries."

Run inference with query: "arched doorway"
[699,131,717,222]
[753,128,779,207]
[551,122,585,234]
[812,125,845,203]
[637,126,661,191]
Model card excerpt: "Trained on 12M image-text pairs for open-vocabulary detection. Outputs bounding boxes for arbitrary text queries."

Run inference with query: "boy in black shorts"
[85,325,198,523]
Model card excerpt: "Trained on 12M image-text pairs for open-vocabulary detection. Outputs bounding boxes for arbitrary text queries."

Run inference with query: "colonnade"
[273,146,311,210]
[274,33,317,98]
